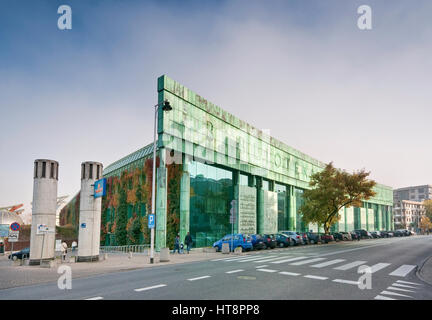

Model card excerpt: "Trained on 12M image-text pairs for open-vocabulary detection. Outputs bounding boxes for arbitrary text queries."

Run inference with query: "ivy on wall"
[60,154,182,247]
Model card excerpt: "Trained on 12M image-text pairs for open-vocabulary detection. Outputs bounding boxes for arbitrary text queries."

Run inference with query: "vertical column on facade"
[155,149,168,251]
[233,170,240,234]
[288,185,296,231]
[365,203,369,231]
[390,206,394,230]
[179,153,190,245]
[256,177,264,234]
[344,207,348,232]
[376,205,382,231]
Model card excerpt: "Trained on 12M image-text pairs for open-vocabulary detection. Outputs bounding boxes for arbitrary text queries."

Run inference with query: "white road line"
[237,256,278,263]
[391,283,418,289]
[396,280,423,286]
[188,276,211,281]
[279,271,301,276]
[134,284,167,292]
[224,256,264,262]
[311,259,346,268]
[85,296,103,300]
[380,290,413,299]
[255,265,268,268]
[303,275,328,280]
[369,263,391,273]
[271,256,309,264]
[211,257,244,261]
[389,265,416,277]
[225,269,244,274]
[387,286,415,293]
[374,295,395,300]
[333,261,367,271]
[332,279,360,285]
[257,268,278,273]
[252,256,292,263]
[290,258,326,266]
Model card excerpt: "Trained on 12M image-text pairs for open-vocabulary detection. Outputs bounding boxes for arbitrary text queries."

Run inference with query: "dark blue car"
[213,234,253,252]
[250,234,266,250]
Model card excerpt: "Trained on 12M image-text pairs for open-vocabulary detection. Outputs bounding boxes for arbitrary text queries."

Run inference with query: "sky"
[1,0,431,222]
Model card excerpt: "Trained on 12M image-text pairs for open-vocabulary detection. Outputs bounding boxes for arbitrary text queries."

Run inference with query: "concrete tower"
[29,159,59,265]
[77,161,103,262]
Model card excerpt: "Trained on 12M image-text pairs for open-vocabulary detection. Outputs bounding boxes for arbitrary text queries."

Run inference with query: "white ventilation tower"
[29,159,59,265]
[77,161,103,262]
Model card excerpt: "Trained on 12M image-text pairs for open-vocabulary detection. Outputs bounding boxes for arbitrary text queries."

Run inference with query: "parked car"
[300,233,309,244]
[370,231,382,238]
[213,234,253,252]
[354,229,373,239]
[401,229,412,236]
[275,233,292,247]
[384,230,394,237]
[320,234,335,243]
[304,232,320,244]
[332,232,343,242]
[350,231,361,240]
[393,230,404,237]
[249,234,266,250]
[262,234,277,249]
[339,231,352,241]
[8,247,30,261]
[280,231,303,245]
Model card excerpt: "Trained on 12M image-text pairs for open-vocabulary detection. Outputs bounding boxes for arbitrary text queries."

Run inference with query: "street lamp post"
[150,100,172,264]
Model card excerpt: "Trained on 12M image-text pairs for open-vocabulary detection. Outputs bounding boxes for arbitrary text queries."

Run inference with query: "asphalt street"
[1,235,431,300]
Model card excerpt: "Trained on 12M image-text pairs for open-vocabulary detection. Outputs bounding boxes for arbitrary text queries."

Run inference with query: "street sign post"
[8,231,19,242]
[10,222,20,232]
[148,214,155,229]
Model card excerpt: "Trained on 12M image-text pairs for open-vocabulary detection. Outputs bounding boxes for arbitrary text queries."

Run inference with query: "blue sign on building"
[94,178,106,198]
[148,214,155,229]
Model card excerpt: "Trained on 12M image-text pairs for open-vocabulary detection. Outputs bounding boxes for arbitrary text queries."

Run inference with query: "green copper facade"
[153,75,393,249]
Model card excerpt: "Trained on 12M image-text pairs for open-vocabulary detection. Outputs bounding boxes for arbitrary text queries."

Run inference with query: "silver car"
[280,230,303,245]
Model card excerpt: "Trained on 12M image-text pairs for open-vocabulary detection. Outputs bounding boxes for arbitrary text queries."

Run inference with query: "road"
[1,235,431,300]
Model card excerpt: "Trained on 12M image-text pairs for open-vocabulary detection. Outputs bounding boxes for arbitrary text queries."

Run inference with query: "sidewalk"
[0,249,237,290]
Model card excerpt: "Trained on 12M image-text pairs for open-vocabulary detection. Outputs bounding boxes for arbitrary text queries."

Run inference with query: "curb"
[416,255,432,286]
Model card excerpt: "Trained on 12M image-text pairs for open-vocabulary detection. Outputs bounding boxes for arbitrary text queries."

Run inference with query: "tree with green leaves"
[299,162,376,234]
[424,199,432,221]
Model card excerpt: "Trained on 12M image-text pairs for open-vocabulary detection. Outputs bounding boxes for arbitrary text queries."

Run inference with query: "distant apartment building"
[393,185,432,202]
[393,200,425,230]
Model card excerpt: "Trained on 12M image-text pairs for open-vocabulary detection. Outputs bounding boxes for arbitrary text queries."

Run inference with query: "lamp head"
[162,100,172,111]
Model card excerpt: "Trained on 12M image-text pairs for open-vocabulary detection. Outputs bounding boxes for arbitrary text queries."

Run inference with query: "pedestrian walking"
[71,241,77,253]
[61,241,68,262]
[172,234,180,254]
[185,232,193,254]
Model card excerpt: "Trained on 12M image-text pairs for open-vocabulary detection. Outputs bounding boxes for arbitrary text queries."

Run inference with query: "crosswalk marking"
[389,265,416,277]
[290,258,326,266]
[311,259,345,268]
[333,260,367,270]
[85,296,103,300]
[225,269,244,274]
[380,290,413,299]
[224,255,267,262]
[237,256,278,263]
[396,280,422,286]
[387,286,415,293]
[332,279,359,285]
[255,265,268,268]
[252,256,293,263]
[279,271,301,276]
[374,295,395,300]
[369,263,391,273]
[303,275,328,280]
[257,268,278,273]
[134,284,167,292]
[391,283,417,289]
[271,256,309,264]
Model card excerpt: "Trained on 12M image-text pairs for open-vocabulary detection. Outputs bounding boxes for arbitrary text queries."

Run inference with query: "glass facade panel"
[190,160,233,248]
[239,174,248,186]
[275,183,287,231]
[295,188,305,231]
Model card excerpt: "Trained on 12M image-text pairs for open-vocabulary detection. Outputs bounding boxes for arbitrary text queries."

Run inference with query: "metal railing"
[100,245,150,255]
